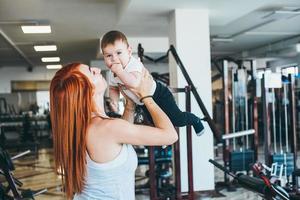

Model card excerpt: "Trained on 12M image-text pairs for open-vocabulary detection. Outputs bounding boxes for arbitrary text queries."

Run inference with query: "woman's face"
[79,64,107,94]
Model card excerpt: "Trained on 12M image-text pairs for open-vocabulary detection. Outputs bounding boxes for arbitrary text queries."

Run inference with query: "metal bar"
[223,60,230,138]
[222,129,255,140]
[144,55,156,62]
[148,146,157,199]
[33,188,48,196]
[253,97,259,161]
[185,86,194,199]
[170,88,186,93]
[232,69,236,149]
[272,88,277,153]
[278,88,283,154]
[174,128,182,200]
[288,74,297,187]
[169,45,221,142]
[250,60,258,161]
[262,75,271,166]
[0,170,22,187]
[3,170,21,198]
[11,150,31,160]
[222,60,230,184]
[244,69,249,149]
[153,54,168,63]
[0,122,23,127]
[283,83,289,152]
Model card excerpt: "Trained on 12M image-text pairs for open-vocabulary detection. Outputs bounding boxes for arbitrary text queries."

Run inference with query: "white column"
[169,9,214,192]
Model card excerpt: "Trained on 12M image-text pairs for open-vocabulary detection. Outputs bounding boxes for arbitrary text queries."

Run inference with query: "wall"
[0,66,56,93]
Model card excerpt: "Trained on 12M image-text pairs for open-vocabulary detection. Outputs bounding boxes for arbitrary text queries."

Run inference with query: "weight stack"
[271,153,294,176]
[229,150,255,172]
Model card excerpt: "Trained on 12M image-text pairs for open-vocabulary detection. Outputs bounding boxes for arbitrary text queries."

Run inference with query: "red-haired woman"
[50,63,178,200]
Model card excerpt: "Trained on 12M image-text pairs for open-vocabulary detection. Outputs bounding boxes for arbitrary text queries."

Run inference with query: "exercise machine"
[0,147,47,199]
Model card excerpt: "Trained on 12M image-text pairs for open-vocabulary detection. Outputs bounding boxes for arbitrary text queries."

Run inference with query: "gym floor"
[8,142,270,200]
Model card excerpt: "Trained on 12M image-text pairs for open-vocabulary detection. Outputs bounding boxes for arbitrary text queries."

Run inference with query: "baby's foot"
[193,118,205,136]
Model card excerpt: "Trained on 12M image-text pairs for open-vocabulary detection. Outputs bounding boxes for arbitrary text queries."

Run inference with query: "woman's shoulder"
[88,117,135,143]
[89,117,127,134]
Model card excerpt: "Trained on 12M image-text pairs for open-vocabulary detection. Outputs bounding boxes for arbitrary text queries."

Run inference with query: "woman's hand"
[119,85,136,122]
[131,68,153,99]
[119,86,135,111]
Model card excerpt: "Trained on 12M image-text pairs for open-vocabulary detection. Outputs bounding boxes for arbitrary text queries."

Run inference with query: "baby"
[101,30,204,136]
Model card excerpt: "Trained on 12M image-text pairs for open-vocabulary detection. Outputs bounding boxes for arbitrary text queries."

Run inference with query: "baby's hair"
[101,30,129,50]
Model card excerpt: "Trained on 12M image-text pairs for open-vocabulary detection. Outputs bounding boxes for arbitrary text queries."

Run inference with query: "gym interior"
[0,0,300,199]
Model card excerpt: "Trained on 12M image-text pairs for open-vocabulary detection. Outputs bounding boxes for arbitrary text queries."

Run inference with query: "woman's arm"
[109,86,120,113]
[104,69,178,146]
[121,93,136,123]
[107,98,177,146]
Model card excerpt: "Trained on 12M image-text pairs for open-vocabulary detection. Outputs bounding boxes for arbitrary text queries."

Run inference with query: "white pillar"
[169,9,214,192]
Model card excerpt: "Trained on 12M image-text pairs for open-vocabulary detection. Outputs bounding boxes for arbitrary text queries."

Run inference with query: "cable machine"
[220,59,258,189]
[261,70,297,187]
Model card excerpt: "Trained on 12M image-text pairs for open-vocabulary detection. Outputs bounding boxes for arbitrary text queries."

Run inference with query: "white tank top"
[73,144,137,200]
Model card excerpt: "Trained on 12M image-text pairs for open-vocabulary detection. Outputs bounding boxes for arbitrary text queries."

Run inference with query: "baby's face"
[102,39,132,69]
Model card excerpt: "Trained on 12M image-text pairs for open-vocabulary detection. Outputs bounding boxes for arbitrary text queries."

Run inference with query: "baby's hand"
[110,63,123,74]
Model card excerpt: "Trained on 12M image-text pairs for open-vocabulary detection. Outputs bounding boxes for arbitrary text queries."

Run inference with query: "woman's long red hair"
[50,63,95,199]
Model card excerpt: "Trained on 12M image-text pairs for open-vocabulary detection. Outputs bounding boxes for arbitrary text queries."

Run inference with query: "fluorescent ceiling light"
[34,45,57,52]
[41,57,60,62]
[211,38,234,42]
[297,43,300,52]
[46,64,62,69]
[21,25,51,33]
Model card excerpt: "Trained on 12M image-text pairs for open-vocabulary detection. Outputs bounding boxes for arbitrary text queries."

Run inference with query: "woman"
[50,63,177,199]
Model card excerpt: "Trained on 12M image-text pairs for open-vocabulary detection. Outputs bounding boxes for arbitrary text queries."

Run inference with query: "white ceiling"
[0,0,300,69]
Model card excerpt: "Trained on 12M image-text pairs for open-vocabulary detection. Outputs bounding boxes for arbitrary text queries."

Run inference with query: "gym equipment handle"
[222,129,255,140]
[208,159,235,178]
[11,150,31,160]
